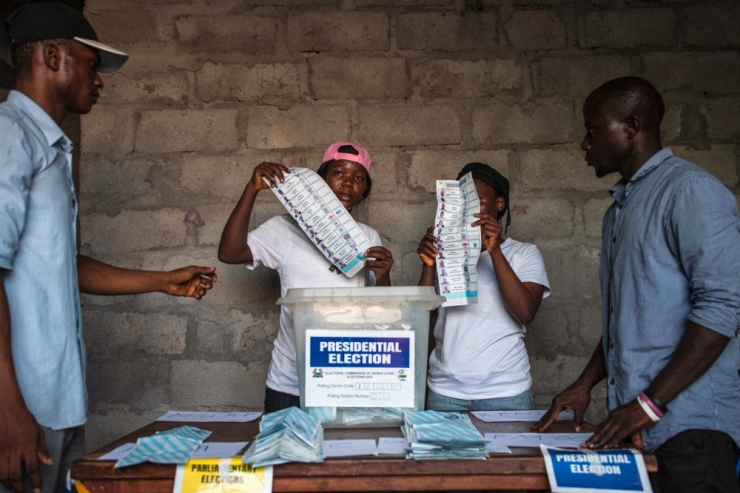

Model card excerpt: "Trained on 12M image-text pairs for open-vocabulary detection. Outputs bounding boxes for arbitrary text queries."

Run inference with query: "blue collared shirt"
[601,148,740,451]
[0,91,86,430]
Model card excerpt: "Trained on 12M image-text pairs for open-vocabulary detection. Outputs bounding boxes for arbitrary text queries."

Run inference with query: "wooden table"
[71,414,657,492]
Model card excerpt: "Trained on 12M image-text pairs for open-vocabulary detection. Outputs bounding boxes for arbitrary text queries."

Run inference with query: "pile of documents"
[242,407,325,467]
[402,411,488,460]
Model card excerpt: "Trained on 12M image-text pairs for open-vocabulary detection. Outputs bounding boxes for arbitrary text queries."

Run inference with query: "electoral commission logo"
[309,336,410,368]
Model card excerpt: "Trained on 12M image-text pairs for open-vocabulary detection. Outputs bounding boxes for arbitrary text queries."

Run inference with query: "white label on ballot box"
[305,329,415,408]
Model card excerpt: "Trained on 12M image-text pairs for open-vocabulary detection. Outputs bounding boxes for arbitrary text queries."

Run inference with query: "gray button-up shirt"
[0,91,85,430]
[601,147,740,451]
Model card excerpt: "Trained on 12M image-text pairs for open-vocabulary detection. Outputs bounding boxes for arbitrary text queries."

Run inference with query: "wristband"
[636,395,660,423]
[638,392,664,418]
[642,389,667,415]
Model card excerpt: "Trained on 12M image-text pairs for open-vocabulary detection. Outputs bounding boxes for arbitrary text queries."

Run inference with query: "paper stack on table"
[402,411,488,460]
[242,407,325,467]
[114,425,212,468]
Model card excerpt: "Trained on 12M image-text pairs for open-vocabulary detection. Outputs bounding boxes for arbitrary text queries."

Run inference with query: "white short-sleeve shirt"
[428,237,551,400]
[247,214,382,395]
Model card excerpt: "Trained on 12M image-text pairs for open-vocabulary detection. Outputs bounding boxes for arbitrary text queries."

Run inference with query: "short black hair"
[11,38,75,76]
[317,145,373,200]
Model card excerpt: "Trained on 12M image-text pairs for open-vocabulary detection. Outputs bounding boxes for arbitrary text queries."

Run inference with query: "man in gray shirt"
[534,77,740,492]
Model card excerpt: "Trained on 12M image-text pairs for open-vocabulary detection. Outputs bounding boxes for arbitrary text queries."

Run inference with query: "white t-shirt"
[247,214,382,395]
[428,238,551,400]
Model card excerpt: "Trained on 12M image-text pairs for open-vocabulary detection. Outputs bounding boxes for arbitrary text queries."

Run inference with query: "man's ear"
[42,41,63,71]
[625,114,639,139]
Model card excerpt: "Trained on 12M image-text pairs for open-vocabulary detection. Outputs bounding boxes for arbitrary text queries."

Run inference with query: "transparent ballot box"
[278,286,444,427]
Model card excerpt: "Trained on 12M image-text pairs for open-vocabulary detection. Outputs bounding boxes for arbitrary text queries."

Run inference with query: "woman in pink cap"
[218,142,394,413]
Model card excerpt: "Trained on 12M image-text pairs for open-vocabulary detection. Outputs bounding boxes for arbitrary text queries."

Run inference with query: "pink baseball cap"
[322,142,371,173]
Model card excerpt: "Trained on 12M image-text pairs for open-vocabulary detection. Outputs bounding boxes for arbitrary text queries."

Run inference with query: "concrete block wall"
[78,0,740,451]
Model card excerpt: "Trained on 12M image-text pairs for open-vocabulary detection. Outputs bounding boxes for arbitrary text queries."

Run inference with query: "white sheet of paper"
[323,439,378,457]
[377,437,406,455]
[98,442,250,461]
[156,411,263,423]
[485,433,593,449]
[486,444,513,454]
[472,410,574,423]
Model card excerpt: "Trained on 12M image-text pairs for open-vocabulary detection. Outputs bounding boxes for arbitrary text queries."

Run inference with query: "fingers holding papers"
[251,162,291,191]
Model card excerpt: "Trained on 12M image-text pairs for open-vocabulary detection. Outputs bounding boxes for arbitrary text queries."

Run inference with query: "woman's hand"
[417,227,438,267]
[365,246,393,286]
[250,162,290,191]
[472,213,504,254]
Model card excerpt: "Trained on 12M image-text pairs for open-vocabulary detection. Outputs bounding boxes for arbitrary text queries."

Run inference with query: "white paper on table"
[472,410,574,423]
[485,444,513,455]
[323,439,378,457]
[435,172,482,307]
[267,167,373,278]
[377,437,406,455]
[98,442,250,461]
[484,433,594,449]
[156,411,262,423]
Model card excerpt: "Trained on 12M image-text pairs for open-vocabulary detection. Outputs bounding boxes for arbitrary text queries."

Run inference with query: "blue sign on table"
[541,445,652,493]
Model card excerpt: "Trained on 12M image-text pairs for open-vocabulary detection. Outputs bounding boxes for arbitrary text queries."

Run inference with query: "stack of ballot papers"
[402,411,488,460]
[242,407,324,467]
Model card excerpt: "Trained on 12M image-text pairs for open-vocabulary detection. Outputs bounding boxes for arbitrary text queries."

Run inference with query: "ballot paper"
[472,410,574,423]
[267,167,373,277]
[157,411,263,423]
[101,442,251,461]
[484,433,594,449]
[242,407,324,468]
[323,439,378,457]
[434,172,482,307]
[115,426,212,468]
[402,411,488,460]
[377,437,406,455]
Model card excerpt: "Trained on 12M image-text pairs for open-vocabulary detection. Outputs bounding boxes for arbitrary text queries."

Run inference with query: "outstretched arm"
[77,256,216,299]
[218,162,289,264]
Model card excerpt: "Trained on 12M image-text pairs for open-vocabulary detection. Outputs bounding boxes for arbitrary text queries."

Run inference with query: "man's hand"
[165,266,218,300]
[365,247,393,286]
[531,382,592,433]
[472,213,504,254]
[250,162,290,191]
[582,400,650,450]
[417,227,438,267]
[0,404,52,493]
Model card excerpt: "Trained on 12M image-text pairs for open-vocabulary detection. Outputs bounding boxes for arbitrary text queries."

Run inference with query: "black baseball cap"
[5,2,128,73]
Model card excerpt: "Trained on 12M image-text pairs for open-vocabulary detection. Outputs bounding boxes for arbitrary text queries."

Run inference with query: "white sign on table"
[377,437,406,455]
[472,410,574,423]
[156,411,263,423]
[484,433,594,449]
[323,439,378,457]
[98,442,250,461]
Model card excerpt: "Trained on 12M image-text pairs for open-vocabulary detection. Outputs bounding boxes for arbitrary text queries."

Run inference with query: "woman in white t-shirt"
[418,162,551,411]
[218,142,394,412]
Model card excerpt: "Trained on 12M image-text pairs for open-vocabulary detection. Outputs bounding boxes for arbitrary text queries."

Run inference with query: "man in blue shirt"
[0,4,217,492]
[533,77,740,492]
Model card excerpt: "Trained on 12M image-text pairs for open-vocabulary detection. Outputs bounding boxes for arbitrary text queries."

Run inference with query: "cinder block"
[196,62,300,103]
[171,360,267,407]
[136,109,238,153]
[684,5,740,46]
[503,10,566,51]
[538,55,631,97]
[702,98,740,141]
[409,150,509,193]
[81,110,117,155]
[79,158,154,211]
[196,204,234,247]
[583,198,613,238]
[84,311,188,358]
[518,147,612,192]
[473,100,574,145]
[643,52,740,94]
[524,307,569,356]
[85,9,158,44]
[673,145,738,187]
[365,149,405,193]
[229,311,279,362]
[507,198,575,240]
[309,57,409,100]
[287,12,389,53]
[397,12,496,52]
[359,104,462,146]
[662,105,682,144]
[356,0,449,5]
[580,9,676,48]
[538,246,601,300]
[247,105,350,149]
[87,360,169,407]
[578,303,603,345]
[196,320,224,353]
[367,201,437,244]
[101,70,188,105]
[82,208,187,254]
[86,409,166,453]
[411,59,521,99]
[117,42,203,80]
[175,15,277,53]
[530,355,590,394]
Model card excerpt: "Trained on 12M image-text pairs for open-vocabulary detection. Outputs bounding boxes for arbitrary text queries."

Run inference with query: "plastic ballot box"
[278,286,444,427]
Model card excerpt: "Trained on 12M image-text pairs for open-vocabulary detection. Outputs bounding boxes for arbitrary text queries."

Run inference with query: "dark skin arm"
[77,256,216,299]
[0,272,53,493]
